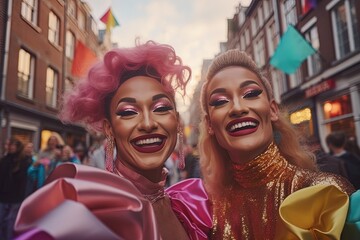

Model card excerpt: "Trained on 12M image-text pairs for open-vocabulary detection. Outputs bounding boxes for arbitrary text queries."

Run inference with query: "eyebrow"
[209,79,261,97]
[118,97,136,105]
[152,93,170,101]
[117,94,170,105]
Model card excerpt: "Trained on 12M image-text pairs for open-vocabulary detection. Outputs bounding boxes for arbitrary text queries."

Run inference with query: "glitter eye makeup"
[209,96,229,107]
[153,99,174,113]
[243,89,263,99]
[116,105,139,117]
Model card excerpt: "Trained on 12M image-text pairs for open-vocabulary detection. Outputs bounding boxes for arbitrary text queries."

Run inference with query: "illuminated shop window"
[290,108,312,124]
[323,94,352,119]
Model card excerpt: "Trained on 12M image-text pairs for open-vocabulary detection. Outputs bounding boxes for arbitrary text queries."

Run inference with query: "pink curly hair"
[59,40,191,132]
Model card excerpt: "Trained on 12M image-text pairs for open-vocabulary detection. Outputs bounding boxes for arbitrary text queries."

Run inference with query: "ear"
[269,99,279,122]
[103,119,114,139]
[205,114,214,135]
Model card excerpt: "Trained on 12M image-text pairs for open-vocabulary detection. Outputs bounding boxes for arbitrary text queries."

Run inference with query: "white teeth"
[135,138,162,145]
[229,121,257,131]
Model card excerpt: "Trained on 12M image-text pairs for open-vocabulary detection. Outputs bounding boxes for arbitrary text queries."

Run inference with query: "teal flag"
[270,25,316,74]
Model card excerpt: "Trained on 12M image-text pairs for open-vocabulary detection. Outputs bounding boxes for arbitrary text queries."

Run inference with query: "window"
[331,0,360,59]
[252,14,259,36]
[267,21,279,56]
[68,0,76,18]
[245,28,250,46]
[254,36,265,67]
[271,69,286,102]
[17,49,35,99]
[263,0,273,19]
[258,5,264,27]
[283,0,297,27]
[91,16,98,35]
[240,34,245,51]
[289,68,303,88]
[48,11,60,45]
[66,31,75,59]
[46,67,58,108]
[305,26,321,76]
[21,0,38,24]
[78,11,85,30]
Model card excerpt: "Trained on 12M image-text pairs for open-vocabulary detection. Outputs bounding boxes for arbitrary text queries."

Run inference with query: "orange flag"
[71,41,98,77]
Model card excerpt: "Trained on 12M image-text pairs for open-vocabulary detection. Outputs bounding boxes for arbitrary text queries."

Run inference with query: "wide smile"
[226,118,259,137]
[131,134,167,153]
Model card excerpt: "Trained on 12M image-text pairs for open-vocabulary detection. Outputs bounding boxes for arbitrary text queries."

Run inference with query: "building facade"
[0,0,103,154]
[203,0,360,150]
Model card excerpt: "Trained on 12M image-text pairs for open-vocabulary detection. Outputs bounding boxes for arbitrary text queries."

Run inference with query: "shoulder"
[166,179,212,240]
[297,169,355,195]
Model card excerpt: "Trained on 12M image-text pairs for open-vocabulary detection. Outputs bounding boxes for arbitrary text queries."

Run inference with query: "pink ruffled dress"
[14,163,211,240]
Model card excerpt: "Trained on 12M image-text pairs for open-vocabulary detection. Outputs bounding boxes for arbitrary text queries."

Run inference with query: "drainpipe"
[1,0,13,101]
[0,0,13,155]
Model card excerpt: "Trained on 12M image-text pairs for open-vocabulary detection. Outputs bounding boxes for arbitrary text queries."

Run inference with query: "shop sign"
[305,79,335,98]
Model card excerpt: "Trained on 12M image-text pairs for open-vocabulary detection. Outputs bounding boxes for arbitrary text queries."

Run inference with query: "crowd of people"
[0,41,359,239]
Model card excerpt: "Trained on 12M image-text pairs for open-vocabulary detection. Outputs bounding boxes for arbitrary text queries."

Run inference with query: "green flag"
[270,25,316,74]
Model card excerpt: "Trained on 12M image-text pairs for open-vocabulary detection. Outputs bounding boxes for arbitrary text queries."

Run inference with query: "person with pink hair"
[14,40,211,240]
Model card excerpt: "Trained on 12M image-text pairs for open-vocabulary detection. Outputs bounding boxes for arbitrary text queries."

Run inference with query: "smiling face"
[104,76,178,177]
[205,66,279,163]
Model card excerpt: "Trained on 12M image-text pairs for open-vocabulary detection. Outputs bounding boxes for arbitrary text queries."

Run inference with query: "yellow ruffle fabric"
[275,185,349,240]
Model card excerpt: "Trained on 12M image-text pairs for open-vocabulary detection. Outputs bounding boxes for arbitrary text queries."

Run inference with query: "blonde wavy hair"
[199,50,316,196]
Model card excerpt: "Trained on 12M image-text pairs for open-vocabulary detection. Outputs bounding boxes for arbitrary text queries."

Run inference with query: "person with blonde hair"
[199,49,357,239]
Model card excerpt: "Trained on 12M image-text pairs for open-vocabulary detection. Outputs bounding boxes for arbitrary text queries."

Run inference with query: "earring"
[177,126,185,170]
[208,126,214,135]
[105,136,115,173]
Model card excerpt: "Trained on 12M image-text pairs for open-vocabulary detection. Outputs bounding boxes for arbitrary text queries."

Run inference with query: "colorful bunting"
[100,8,120,31]
[302,0,317,15]
[270,25,316,74]
[71,41,98,77]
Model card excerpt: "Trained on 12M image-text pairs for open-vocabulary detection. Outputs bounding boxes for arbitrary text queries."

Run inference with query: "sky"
[85,0,252,121]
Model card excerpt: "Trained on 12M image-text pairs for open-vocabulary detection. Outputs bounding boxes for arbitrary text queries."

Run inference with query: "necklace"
[113,166,167,204]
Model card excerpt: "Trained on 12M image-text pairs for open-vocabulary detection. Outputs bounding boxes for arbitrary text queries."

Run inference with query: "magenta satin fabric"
[14,163,159,240]
[166,178,212,240]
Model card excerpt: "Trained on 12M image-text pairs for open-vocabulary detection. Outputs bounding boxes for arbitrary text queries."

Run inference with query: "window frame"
[48,11,60,45]
[17,48,35,99]
[46,67,58,108]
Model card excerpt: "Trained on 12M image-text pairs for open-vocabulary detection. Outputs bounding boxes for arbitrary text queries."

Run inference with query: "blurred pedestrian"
[326,131,360,189]
[182,144,201,179]
[308,137,348,178]
[0,138,32,240]
[54,145,81,167]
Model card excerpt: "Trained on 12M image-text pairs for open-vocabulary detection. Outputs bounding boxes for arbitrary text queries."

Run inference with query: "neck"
[228,142,272,165]
[115,159,163,183]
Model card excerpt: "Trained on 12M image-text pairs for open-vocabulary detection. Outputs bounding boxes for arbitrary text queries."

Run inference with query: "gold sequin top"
[211,142,354,240]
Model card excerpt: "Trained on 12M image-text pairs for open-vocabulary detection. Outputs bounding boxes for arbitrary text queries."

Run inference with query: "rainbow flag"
[100,8,120,31]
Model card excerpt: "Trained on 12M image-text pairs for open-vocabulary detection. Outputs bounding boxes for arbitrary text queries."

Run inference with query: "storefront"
[308,78,360,150]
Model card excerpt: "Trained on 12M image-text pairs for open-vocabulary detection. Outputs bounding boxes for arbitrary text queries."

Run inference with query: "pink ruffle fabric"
[166,178,212,240]
[14,163,159,240]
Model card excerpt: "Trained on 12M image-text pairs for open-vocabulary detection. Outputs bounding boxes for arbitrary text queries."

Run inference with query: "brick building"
[0,0,104,154]
[191,0,360,150]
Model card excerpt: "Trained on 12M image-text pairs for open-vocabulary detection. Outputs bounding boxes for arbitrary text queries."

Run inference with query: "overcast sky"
[85,0,251,119]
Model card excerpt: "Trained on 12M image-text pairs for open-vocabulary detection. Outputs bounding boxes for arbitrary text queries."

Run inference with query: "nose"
[138,111,158,132]
[229,97,248,118]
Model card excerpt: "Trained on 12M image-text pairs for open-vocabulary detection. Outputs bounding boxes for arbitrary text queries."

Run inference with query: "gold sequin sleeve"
[295,170,355,195]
